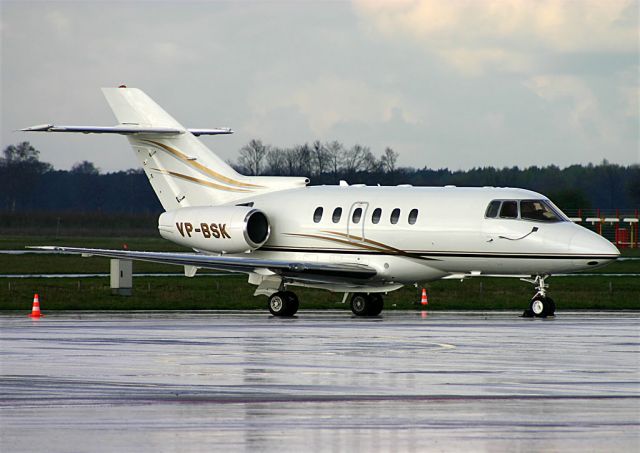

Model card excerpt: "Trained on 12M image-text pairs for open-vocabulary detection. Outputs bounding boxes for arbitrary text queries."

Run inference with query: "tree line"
[235,139,399,177]
[1,141,638,215]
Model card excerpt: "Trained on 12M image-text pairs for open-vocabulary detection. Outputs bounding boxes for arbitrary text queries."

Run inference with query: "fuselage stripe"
[260,246,616,260]
[143,140,264,189]
[150,168,252,193]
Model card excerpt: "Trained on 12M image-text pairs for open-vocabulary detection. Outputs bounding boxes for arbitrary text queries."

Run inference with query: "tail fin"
[101,87,307,210]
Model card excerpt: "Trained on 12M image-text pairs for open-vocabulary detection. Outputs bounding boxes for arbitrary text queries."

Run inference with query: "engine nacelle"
[158,206,270,253]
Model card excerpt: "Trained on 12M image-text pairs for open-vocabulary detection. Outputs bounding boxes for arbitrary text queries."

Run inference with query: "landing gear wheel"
[350,293,383,317]
[530,295,553,318]
[546,297,556,316]
[368,294,384,316]
[521,275,556,318]
[282,291,299,316]
[268,291,298,317]
[351,293,369,316]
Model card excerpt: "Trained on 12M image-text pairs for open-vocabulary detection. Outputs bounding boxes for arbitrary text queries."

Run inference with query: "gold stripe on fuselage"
[284,232,407,256]
[143,140,264,189]
[320,230,407,254]
[151,168,252,193]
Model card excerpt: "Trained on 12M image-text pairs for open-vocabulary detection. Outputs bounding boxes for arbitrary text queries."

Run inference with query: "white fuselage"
[180,185,619,289]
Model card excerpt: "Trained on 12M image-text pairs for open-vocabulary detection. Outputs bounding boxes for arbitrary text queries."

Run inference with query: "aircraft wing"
[442,273,532,279]
[21,124,233,136]
[28,246,377,281]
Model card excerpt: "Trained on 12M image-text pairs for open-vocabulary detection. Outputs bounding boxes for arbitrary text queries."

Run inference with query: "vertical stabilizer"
[101,88,307,210]
[102,88,183,128]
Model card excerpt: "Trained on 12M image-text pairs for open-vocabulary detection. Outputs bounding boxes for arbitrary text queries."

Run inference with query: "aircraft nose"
[569,228,620,258]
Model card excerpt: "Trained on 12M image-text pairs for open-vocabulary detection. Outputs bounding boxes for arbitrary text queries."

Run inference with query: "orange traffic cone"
[29,293,43,318]
[420,288,428,306]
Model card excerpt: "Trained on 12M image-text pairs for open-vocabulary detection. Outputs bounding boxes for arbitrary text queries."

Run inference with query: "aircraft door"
[347,202,368,241]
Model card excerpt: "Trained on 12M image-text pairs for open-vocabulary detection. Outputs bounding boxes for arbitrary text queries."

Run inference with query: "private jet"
[24,87,620,317]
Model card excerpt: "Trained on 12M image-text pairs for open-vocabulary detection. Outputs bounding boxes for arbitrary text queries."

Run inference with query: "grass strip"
[2,275,638,311]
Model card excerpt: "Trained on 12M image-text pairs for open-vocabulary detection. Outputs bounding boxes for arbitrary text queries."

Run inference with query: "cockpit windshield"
[520,200,563,222]
[485,199,566,222]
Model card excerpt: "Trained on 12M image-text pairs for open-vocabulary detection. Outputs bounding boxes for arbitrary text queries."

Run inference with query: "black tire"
[350,293,383,317]
[368,294,384,316]
[268,292,290,317]
[282,291,299,316]
[350,293,369,316]
[546,297,556,316]
[530,295,550,318]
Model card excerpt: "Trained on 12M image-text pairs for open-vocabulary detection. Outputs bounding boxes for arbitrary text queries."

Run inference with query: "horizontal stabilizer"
[188,128,233,136]
[22,86,306,210]
[21,124,233,136]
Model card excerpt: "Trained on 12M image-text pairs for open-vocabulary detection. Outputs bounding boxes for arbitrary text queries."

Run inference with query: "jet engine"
[158,206,270,253]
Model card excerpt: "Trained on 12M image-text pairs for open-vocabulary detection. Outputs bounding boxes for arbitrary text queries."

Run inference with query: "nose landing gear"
[521,274,556,318]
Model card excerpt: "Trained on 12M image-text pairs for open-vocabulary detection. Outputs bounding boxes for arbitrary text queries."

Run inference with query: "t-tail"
[22,87,308,210]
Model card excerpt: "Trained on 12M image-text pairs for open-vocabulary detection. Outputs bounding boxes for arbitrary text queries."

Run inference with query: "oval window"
[313,207,323,223]
[408,209,418,225]
[332,207,342,223]
[390,208,401,224]
[352,207,362,224]
[371,208,382,224]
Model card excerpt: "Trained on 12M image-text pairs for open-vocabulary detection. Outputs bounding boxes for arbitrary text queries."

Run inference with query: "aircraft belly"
[431,256,577,274]
[369,255,448,283]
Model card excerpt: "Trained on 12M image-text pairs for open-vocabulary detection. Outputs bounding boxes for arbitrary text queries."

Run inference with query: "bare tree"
[362,150,381,173]
[266,147,286,175]
[325,141,344,176]
[238,139,269,176]
[311,140,329,176]
[343,144,370,174]
[294,143,312,176]
[381,147,399,173]
[283,147,298,176]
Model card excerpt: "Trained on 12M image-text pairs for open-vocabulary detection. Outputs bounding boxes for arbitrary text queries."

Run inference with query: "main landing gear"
[521,275,556,318]
[350,293,384,317]
[267,291,385,317]
[268,291,299,317]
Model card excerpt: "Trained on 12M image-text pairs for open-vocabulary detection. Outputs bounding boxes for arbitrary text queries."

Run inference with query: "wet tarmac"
[1,311,638,452]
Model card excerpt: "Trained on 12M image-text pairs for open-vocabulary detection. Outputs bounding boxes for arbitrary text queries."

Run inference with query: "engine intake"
[158,206,271,253]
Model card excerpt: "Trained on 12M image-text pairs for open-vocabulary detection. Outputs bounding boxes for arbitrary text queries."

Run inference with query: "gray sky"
[2,0,638,172]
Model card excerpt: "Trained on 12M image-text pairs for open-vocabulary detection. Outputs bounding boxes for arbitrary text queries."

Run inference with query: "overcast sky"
[2,0,638,172]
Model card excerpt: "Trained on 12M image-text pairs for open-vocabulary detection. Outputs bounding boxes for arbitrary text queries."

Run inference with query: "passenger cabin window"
[371,208,382,224]
[332,207,342,223]
[499,201,518,219]
[408,209,418,225]
[521,200,563,222]
[485,200,501,218]
[390,208,401,224]
[352,207,362,224]
[313,207,323,223]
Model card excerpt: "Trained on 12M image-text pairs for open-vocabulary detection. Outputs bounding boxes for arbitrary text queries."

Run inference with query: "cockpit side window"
[499,201,518,219]
[521,200,563,222]
[485,201,501,218]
